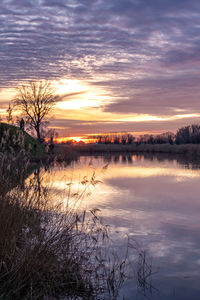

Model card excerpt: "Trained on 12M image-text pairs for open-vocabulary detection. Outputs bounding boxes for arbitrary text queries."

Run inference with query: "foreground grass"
[0,169,130,299]
[0,134,129,300]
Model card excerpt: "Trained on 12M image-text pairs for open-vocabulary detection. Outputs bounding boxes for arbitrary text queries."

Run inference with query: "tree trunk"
[36,126,41,142]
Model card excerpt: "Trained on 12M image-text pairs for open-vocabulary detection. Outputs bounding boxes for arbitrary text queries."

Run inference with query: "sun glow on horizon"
[55,136,92,144]
[72,137,82,142]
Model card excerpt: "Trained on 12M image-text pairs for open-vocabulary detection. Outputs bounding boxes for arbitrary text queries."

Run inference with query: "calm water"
[45,154,200,299]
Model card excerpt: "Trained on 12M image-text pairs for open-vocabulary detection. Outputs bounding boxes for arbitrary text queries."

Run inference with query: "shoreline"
[55,143,200,156]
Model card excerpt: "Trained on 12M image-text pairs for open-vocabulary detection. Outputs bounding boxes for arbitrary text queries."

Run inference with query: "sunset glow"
[55,136,96,144]
[54,78,112,112]
[1,0,200,138]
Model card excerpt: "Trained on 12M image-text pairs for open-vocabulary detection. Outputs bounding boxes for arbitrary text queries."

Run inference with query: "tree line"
[91,125,200,145]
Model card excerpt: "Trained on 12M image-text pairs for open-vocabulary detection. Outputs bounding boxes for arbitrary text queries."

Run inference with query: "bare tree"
[14,81,58,142]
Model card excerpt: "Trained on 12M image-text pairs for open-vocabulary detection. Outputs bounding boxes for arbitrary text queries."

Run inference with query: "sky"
[1,0,200,137]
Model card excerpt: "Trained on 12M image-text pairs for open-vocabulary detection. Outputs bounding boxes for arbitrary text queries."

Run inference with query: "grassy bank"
[0,123,45,159]
[62,143,200,156]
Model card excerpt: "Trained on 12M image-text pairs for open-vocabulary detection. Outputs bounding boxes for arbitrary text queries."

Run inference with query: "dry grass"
[0,129,30,194]
[66,143,200,156]
[0,170,131,299]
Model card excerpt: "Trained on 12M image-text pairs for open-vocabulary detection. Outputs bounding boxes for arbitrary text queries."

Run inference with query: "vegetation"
[175,124,200,144]
[0,123,44,159]
[88,124,200,146]
[0,172,129,299]
[62,142,200,157]
[89,132,174,145]
[14,81,58,142]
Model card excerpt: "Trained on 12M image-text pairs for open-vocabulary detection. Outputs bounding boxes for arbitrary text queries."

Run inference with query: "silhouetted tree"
[14,81,58,142]
[121,135,127,145]
[168,134,174,145]
[127,134,134,144]
[114,136,120,144]
[98,136,102,144]
[190,125,200,143]
[176,126,191,144]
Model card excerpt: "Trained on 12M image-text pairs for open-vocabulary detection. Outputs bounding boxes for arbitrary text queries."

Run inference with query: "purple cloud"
[1,0,200,133]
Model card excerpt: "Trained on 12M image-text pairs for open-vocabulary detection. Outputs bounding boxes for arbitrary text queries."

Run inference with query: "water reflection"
[88,152,200,170]
[35,153,200,299]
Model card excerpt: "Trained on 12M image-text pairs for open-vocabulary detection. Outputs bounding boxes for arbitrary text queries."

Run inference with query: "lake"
[41,153,200,299]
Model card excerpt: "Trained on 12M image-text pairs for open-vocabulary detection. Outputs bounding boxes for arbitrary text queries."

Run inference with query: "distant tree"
[139,134,149,144]
[190,124,200,143]
[127,134,134,144]
[176,126,191,144]
[6,103,14,124]
[104,135,111,144]
[167,133,175,145]
[14,81,58,142]
[175,124,200,144]
[98,136,102,144]
[147,135,154,144]
[121,135,127,145]
[113,135,120,144]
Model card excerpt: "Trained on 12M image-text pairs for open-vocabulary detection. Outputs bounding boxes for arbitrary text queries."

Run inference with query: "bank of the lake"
[0,123,45,160]
[56,142,200,157]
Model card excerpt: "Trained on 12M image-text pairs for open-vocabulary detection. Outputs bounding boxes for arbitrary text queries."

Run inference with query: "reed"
[0,134,129,300]
[66,143,200,157]
[0,172,131,299]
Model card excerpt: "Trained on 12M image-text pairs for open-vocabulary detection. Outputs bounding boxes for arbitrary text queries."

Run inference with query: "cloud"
[1,0,200,133]
[49,115,200,136]
[103,76,200,115]
[56,91,86,102]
